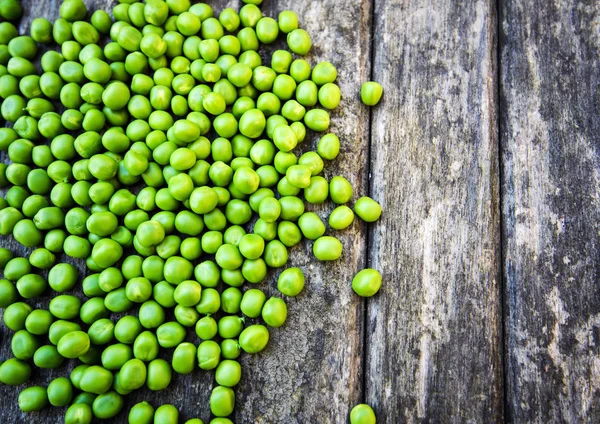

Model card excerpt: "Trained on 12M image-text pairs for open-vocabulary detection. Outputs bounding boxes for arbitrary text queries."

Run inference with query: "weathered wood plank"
[234,1,371,423]
[365,0,503,422]
[500,0,600,421]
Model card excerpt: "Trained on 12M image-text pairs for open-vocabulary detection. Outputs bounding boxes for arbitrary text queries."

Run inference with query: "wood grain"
[365,0,503,422]
[234,1,371,422]
[500,0,600,422]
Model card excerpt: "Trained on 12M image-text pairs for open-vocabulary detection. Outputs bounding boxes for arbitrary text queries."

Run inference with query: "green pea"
[11,329,39,360]
[350,404,377,424]
[262,297,288,328]
[215,340,239,363]
[24,309,52,335]
[48,377,73,407]
[196,287,221,314]
[238,324,269,354]
[197,340,221,370]
[330,176,353,204]
[15,273,47,299]
[93,391,124,419]
[287,28,311,55]
[101,343,133,370]
[49,294,81,320]
[286,165,312,189]
[156,321,186,348]
[360,81,383,106]
[33,344,64,368]
[318,82,341,109]
[57,330,90,358]
[48,320,81,345]
[147,358,172,391]
[352,268,382,297]
[174,279,202,306]
[65,403,92,424]
[172,342,196,375]
[129,401,155,424]
[215,360,242,388]
[18,386,48,412]
[329,205,355,230]
[313,236,343,261]
[297,212,325,241]
[353,196,382,222]
[312,61,338,85]
[0,358,31,385]
[239,288,265,318]
[139,300,166,329]
[88,318,114,345]
[114,315,142,344]
[195,315,218,340]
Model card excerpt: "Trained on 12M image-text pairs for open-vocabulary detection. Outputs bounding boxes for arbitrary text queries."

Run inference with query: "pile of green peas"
[0,0,384,422]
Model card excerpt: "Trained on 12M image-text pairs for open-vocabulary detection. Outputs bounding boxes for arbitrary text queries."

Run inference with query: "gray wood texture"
[365,0,504,422]
[500,0,600,422]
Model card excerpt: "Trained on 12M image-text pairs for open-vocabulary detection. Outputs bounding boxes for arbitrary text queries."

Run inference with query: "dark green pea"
[0,358,31,385]
[33,344,65,368]
[0,279,18,309]
[92,391,124,419]
[79,297,110,324]
[48,377,73,407]
[101,343,133,370]
[18,386,48,412]
[13,219,43,248]
[11,329,39,360]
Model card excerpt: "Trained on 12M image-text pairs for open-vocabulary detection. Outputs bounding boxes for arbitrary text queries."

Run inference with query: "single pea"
[354,196,383,222]
[154,403,178,423]
[48,377,73,407]
[11,329,39,360]
[114,315,143,344]
[49,294,82,320]
[240,288,266,318]
[238,324,269,354]
[350,404,377,424]
[277,267,305,297]
[101,344,133,370]
[304,108,330,132]
[277,221,302,247]
[171,342,196,375]
[329,205,355,230]
[304,176,329,204]
[297,212,326,241]
[0,358,31,385]
[92,391,124,420]
[156,321,186,348]
[352,268,383,297]
[318,82,341,109]
[48,320,81,345]
[195,315,218,341]
[18,386,48,412]
[256,16,278,44]
[262,297,288,328]
[57,330,90,358]
[129,401,154,424]
[330,176,354,204]
[312,61,338,85]
[196,287,221,314]
[215,360,242,388]
[174,280,202,307]
[286,165,312,188]
[34,344,64,368]
[65,403,92,424]
[313,236,343,261]
[360,81,383,106]
[287,28,311,55]
[278,10,298,33]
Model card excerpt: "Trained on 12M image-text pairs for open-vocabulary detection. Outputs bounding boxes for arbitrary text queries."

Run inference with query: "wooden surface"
[365,0,503,422]
[1,0,600,423]
[500,0,600,422]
